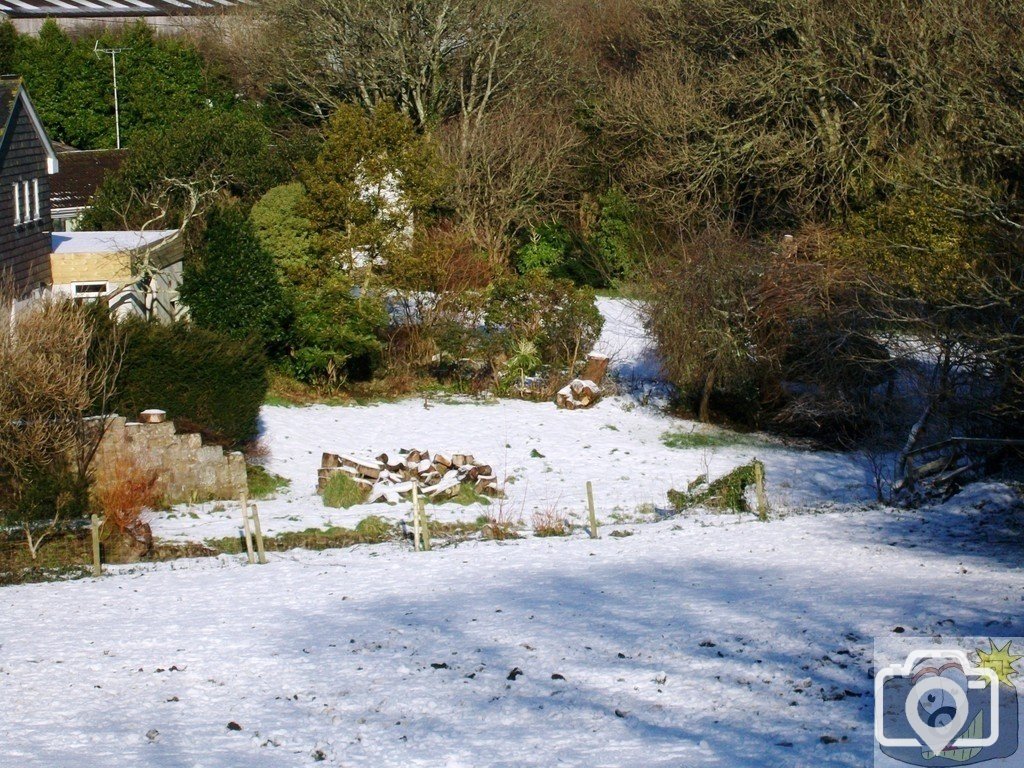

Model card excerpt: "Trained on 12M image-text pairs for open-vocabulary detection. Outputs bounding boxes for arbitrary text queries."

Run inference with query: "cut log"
[452,454,475,468]
[433,454,452,469]
[322,452,342,469]
[555,385,577,410]
[581,353,610,386]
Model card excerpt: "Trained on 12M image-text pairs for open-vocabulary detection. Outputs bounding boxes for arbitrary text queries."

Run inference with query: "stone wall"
[92,415,247,504]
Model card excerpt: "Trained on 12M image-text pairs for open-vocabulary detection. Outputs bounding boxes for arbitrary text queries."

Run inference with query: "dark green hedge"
[113,320,268,446]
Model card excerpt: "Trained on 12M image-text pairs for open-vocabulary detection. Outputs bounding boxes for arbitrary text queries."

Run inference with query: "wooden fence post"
[412,482,422,552]
[241,492,255,564]
[420,493,432,552]
[586,481,599,539]
[753,461,769,522]
[90,514,102,578]
[251,505,268,565]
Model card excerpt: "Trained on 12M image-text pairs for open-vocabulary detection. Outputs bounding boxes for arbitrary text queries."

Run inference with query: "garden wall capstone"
[92,412,247,504]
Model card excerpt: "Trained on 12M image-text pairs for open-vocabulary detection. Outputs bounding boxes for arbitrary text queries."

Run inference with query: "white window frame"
[71,283,110,303]
[32,179,39,221]
[12,182,20,224]
[21,181,30,222]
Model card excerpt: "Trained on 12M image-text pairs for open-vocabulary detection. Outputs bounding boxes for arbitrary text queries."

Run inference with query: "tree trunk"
[698,368,716,423]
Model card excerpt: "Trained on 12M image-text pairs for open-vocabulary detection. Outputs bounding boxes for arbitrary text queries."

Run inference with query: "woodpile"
[556,353,609,410]
[318,450,502,504]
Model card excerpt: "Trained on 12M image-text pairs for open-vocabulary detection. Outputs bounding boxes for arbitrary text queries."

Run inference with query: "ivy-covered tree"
[301,104,447,271]
[0,21,16,75]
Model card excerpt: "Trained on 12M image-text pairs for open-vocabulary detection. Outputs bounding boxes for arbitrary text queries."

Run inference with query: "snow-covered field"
[150,299,873,543]
[2,298,1022,767]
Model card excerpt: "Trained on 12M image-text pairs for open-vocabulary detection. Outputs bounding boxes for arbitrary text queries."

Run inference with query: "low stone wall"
[92,415,247,504]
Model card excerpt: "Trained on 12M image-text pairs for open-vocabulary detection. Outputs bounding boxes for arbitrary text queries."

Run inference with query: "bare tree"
[110,176,226,320]
[246,0,556,140]
[440,99,584,267]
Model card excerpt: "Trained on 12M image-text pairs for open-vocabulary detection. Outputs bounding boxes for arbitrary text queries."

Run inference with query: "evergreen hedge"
[113,320,268,446]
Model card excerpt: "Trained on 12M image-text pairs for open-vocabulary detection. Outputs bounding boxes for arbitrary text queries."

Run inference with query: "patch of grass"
[207,524,382,554]
[667,460,767,516]
[530,448,545,458]
[609,529,634,538]
[321,473,369,509]
[427,484,491,506]
[247,464,291,499]
[355,515,393,539]
[661,429,765,450]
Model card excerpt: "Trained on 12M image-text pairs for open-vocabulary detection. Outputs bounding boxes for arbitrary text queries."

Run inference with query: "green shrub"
[354,514,393,540]
[112,319,269,446]
[590,186,640,281]
[289,277,388,386]
[485,272,603,370]
[181,205,292,356]
[516,224,570,275]
[668,460,766,515]
[250,183,318,288]
[321,473,368,508]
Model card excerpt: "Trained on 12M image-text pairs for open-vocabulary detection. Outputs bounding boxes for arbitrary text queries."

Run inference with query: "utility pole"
[94,42,127,149]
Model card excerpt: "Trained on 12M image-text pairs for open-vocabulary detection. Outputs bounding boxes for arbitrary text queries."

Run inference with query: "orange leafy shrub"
[93,462,161,542]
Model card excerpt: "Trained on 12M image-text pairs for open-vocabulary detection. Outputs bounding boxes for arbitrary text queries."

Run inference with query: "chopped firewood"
[556,378,602,410]
[319,449,501,503]
[368,483,402,505]
[341,455,383,479]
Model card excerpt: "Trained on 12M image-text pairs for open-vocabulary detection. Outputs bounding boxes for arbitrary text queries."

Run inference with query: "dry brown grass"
[481,506,522,540]
[531,508,570,537]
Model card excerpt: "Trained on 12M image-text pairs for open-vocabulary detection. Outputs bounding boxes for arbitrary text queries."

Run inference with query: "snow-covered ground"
[2,488,1022,767]
[150,298,874,543]
[2,298,1022,767]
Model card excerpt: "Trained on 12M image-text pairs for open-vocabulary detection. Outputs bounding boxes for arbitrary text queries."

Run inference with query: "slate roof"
[51,148,126,211]
[0,0,247,18]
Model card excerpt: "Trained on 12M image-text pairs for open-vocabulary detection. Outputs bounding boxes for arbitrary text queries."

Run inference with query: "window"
[72,283,109,304]
[11,179,42,225]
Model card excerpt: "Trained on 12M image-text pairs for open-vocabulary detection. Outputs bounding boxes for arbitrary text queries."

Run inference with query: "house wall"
[50,249,132,285]
[50,237,184,322]
[9,16,206,36]
[0,98,52,294]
